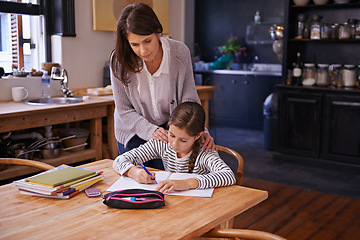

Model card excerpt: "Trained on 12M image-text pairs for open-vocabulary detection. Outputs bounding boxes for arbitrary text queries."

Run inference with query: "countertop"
[276,84,360,94]
[0,95,114,117]
[0,86,217,117]
[194,69,282,76]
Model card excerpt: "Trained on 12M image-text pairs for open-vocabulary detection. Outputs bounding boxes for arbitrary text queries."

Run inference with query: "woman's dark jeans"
[117,135,165,170]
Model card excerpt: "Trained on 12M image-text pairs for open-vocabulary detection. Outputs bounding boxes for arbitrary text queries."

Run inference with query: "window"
[0,0,44,73]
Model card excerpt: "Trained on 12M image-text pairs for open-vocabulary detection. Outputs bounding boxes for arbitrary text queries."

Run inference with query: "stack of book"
[12,164,104,199]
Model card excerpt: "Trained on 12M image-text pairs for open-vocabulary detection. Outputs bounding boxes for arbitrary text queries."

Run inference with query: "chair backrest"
[0,158,54,171]
[203,228,287,240]
[216,145,244,185]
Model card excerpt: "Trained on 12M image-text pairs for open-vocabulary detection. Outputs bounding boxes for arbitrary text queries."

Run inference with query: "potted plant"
[210,33,247,70]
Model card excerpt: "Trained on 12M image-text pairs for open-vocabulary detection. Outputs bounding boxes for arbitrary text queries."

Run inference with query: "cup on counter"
[11,87,28,102]
[194,61,205,71]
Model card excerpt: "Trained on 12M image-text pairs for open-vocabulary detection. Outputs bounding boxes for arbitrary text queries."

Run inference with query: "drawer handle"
[333,101,360,107]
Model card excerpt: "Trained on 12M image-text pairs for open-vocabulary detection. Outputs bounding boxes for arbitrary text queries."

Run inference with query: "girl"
[113,102,236,193]
[110,3,215,170]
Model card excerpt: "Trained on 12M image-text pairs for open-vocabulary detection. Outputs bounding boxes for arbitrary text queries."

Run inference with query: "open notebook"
[107,171,214,197]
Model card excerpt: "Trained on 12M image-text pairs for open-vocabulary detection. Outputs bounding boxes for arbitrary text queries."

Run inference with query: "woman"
[113,102,235,193]
[110,3,215,169]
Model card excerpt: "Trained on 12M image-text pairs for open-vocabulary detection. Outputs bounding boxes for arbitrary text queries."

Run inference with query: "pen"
[134,157,157,183]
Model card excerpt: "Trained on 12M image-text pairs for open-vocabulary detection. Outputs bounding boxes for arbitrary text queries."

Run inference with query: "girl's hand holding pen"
[125,166,156,184]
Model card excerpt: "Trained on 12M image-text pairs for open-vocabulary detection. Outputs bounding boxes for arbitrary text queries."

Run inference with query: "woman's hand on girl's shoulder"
[152,127,168,143]
[201,132,217,152]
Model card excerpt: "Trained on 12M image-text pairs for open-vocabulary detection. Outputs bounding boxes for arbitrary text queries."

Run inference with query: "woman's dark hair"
[168,102,205,173]
[110,3,163,85]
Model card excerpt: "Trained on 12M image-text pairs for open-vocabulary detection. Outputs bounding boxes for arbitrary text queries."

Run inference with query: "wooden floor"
[235,177,360,240]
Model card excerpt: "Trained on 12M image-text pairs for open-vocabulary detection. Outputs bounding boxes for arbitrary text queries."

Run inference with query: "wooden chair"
[0,158,54,171]
[204,148,286,240]
[216,145,244,185]
[202,228,287,240]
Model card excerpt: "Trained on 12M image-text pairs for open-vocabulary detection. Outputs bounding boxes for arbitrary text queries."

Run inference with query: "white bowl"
[313,0,328,5]
[293,0,310,6]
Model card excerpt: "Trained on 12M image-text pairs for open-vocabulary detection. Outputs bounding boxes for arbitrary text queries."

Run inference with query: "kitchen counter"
[0,95,113,118]
[0,95,115,180]
[194,69,282,77]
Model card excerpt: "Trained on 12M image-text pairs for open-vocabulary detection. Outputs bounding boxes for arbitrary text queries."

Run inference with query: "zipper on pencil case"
[106,193,164,202]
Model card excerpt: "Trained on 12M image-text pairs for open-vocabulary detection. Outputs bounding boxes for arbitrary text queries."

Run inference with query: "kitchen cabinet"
[322,93,360,165]
[276,85,360,171]
[278,90,322,158]
[199,71,281,129]
[0,96,115,181]
[283,2,360,77]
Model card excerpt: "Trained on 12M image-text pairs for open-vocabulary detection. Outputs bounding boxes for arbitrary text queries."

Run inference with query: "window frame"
[0,0,49,70]
[1,0,76,69]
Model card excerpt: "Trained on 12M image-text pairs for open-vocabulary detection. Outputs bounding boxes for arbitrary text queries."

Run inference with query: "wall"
[52,0,115,89]
[55,0,189,89]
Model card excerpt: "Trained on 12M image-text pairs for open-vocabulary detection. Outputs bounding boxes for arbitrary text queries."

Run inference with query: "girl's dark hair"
[168,102,205,173]
[110,3,163,85]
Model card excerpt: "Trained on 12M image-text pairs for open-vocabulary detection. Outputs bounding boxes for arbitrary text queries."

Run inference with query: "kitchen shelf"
[283,1,360,71]
[245,21,282,45]
[288,39,360,42]
[291,2,360,9]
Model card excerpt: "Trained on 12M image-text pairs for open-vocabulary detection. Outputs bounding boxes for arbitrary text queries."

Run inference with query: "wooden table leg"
[107,104,118,159]
[90,117,102,160]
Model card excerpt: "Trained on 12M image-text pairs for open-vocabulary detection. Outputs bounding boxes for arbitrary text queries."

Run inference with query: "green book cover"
[25,167,96,187]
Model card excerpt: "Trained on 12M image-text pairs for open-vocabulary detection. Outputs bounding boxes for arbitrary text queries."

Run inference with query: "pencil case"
[103,189,165,209]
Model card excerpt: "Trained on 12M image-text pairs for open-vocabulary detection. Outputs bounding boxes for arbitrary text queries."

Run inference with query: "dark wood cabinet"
[277,85,360,171]
[199,72,281,129]
[322,94,360,164]
[278,90,322,158]
[275,2,360,173]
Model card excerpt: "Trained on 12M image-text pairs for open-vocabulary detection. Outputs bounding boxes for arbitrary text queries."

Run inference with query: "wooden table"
[0,159,268,240]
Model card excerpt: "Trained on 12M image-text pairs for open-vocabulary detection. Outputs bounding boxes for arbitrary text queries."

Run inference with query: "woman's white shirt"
[137,37,170,125]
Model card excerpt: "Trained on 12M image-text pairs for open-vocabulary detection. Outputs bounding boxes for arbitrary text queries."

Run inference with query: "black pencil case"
[103,189,165,209]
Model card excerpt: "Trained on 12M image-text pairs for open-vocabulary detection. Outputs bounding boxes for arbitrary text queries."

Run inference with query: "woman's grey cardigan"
[110,38,201,147]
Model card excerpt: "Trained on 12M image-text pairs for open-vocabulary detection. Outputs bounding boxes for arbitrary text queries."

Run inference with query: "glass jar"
[316,64,329,86]
[342,64,357,87]
[355,22,360,39]
[303,22,311,39]
[339,22,351,39]
[330,23,339,39]
[302,63,316,86]
[329,64,342,88]
[310,15,321,40]
[321,23,331,39]
[357,65,360,88]
[348,19,357,39]
[296,14,306,39]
